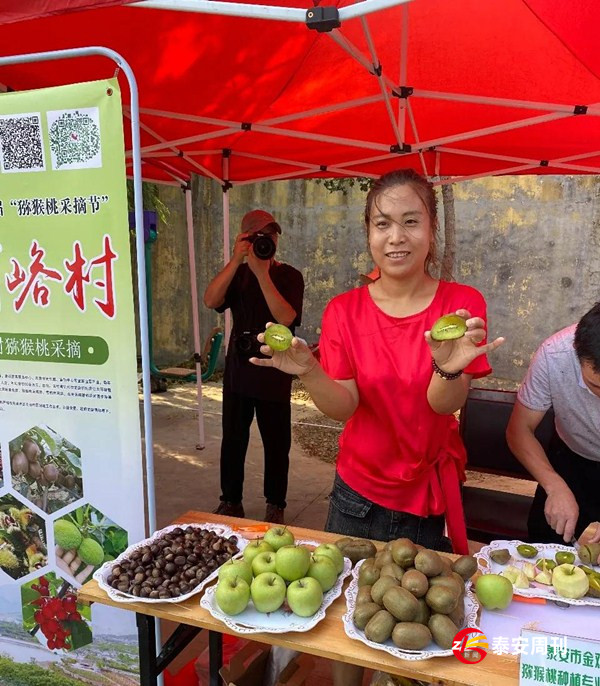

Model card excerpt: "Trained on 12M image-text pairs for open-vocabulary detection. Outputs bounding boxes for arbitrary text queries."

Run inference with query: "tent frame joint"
[305,6,341,32]
[241,122,252,131]
[222,179,233,192]
[573,104,588,115]
[390,142,412,154]
[540,160,549,167]
[393,85,413,99]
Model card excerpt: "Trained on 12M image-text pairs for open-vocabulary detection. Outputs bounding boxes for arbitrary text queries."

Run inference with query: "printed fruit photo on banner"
[0,446,4,488]
[0,493,48,581]
[54,504,128,584]
[21,572,92,652]
[9,425,83,514]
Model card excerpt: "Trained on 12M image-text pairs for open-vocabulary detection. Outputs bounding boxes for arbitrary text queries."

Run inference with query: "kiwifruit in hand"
[452,555,478,581]
[374,550,393,569]
[358,564,380,587]
[413,597,431,626]
[264,324,293,351]
[356,585,374,605]
[364,610,396,643]
[414,550,444,577]
[392,622,433,651]
[425,585,459,615]
[578,544,600,565]
[379,562,404,581]
[400,569,429,598]
[390,538,419,568]
[490,549,511,565]
[430,314,467,341]
[382,586,420,622]
[428,613,459,650]
[371,575,400,606]
[353,602,382,630]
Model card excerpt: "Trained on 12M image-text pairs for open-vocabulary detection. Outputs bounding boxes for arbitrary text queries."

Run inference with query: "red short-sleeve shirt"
[319,280,491,523]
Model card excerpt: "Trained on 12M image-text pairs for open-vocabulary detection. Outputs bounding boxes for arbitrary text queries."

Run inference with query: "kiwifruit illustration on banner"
[0,79,144,684]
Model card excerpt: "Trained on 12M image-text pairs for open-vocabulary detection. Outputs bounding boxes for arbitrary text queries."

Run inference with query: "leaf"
[63,619,93,650]
[32,427,57,455]
[62,450,82,471]
[106,528,128,556]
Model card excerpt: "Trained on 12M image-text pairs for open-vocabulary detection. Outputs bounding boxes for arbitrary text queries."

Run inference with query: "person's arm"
[425,309,504,414]
[506,400,579,542]
[247,250,297,326]
[203,233,249,308]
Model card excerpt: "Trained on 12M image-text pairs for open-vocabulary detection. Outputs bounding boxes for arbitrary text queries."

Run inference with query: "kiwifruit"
[430,314,467,341]
[356,585,374,605]
[390,538,419,568]
[22,439,41,462]
[28,461,42,479]
[11,451,29,475]
[428,575,463,597]
[264,324,293,351]
[428,613,459,650]
[358,564,380,587]
[400,569,429,598]
[452,555,478,581]
[578,544,600,566]
[337,539,377,564]
[335,537,354,550]
[413,597,431,625]
[392,622,433,651]
[490,549,511,565]
[379,562,404,581]
[353,602,382,630]
[364,610,396,643]
[414,550,444,577]
[516,544,538,559]
[374,550,393,569]
[371,575,400,605]
[587,576,600,598]
[43,463,59,483]
[425,586,459,615]
[447,601,465,628]
[382,586,420,622]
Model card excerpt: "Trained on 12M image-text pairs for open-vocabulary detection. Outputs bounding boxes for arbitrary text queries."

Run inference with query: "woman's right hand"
[250,323,318,377]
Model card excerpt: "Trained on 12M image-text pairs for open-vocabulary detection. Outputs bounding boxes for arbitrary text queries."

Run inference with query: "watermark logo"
[452,628,489,664]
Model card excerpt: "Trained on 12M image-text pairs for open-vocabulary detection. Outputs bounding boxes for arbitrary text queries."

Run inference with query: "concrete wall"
[148,175,600,382]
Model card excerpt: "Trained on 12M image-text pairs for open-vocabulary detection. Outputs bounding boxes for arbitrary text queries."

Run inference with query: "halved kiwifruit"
[430,314,467,341]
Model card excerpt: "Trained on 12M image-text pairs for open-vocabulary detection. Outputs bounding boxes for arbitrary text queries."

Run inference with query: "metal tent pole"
[222,152,232,350]
[185,185,206,450]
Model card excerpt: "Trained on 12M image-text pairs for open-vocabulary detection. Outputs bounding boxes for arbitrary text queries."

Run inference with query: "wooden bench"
[460,387,555,544]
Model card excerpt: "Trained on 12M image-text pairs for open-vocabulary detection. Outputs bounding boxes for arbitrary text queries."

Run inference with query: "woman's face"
[367,183,433,278]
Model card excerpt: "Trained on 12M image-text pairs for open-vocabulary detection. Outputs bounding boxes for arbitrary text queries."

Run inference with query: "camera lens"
[252,235,276,260]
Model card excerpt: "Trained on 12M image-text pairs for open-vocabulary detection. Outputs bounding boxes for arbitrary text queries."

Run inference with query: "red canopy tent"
[1,0,599,186]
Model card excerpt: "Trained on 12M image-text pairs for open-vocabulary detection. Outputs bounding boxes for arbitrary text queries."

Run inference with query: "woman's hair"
[364,168,439,273]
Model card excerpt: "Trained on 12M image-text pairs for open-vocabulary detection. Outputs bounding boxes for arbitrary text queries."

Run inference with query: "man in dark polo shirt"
[204,210,304,524]
[507,303,600,550]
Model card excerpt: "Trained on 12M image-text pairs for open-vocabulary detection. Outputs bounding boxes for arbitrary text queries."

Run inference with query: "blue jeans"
[325,473,452,552]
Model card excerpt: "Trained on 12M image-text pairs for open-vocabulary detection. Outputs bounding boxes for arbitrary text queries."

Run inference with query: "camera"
[243,232,276,260]
[234,331,262,357]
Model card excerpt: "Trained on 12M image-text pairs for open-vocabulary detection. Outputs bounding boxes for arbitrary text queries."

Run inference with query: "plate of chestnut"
[94,523,248,604]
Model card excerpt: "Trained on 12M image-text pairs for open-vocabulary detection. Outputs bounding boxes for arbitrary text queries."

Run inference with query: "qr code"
[48,107,102,170]
[0,113,46,173]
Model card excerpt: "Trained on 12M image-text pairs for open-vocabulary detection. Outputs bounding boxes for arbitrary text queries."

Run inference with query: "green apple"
[215,577,250,616]
[242,539,273,565]
[250,572,286,613]
[252,551,278,576]
[474,573,513,610]
[313,543,344,574]
[264,526,295,551]
[552,564,589,599]
[286,577,324,617]
[275,545,311,582]
[307,554,338,592]
[218,558,253,586]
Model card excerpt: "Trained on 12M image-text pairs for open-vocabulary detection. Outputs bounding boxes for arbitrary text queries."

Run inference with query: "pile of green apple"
[487,545,600,600]
[215,527,346,618]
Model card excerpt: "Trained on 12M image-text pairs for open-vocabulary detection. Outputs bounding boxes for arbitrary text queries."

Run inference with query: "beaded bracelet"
[432,358,463,380]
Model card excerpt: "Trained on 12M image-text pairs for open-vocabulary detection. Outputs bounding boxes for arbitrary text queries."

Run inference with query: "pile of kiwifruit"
[106,526,240,599]
[349,538,478,652]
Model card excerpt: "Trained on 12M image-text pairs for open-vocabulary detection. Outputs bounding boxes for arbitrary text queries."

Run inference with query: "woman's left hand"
[425,309,505,374]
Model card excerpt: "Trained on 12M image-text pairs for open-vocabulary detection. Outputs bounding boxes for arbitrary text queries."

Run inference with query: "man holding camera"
[204,209,304,524]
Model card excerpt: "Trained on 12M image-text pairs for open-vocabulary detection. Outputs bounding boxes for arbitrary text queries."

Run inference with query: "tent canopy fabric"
[1,0,599,186]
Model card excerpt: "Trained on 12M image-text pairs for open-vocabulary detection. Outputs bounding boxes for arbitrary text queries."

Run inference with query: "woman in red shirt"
[252,169,503,554]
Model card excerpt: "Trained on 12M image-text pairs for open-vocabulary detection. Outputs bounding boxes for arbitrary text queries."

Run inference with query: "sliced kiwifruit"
[430,314,467,341]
